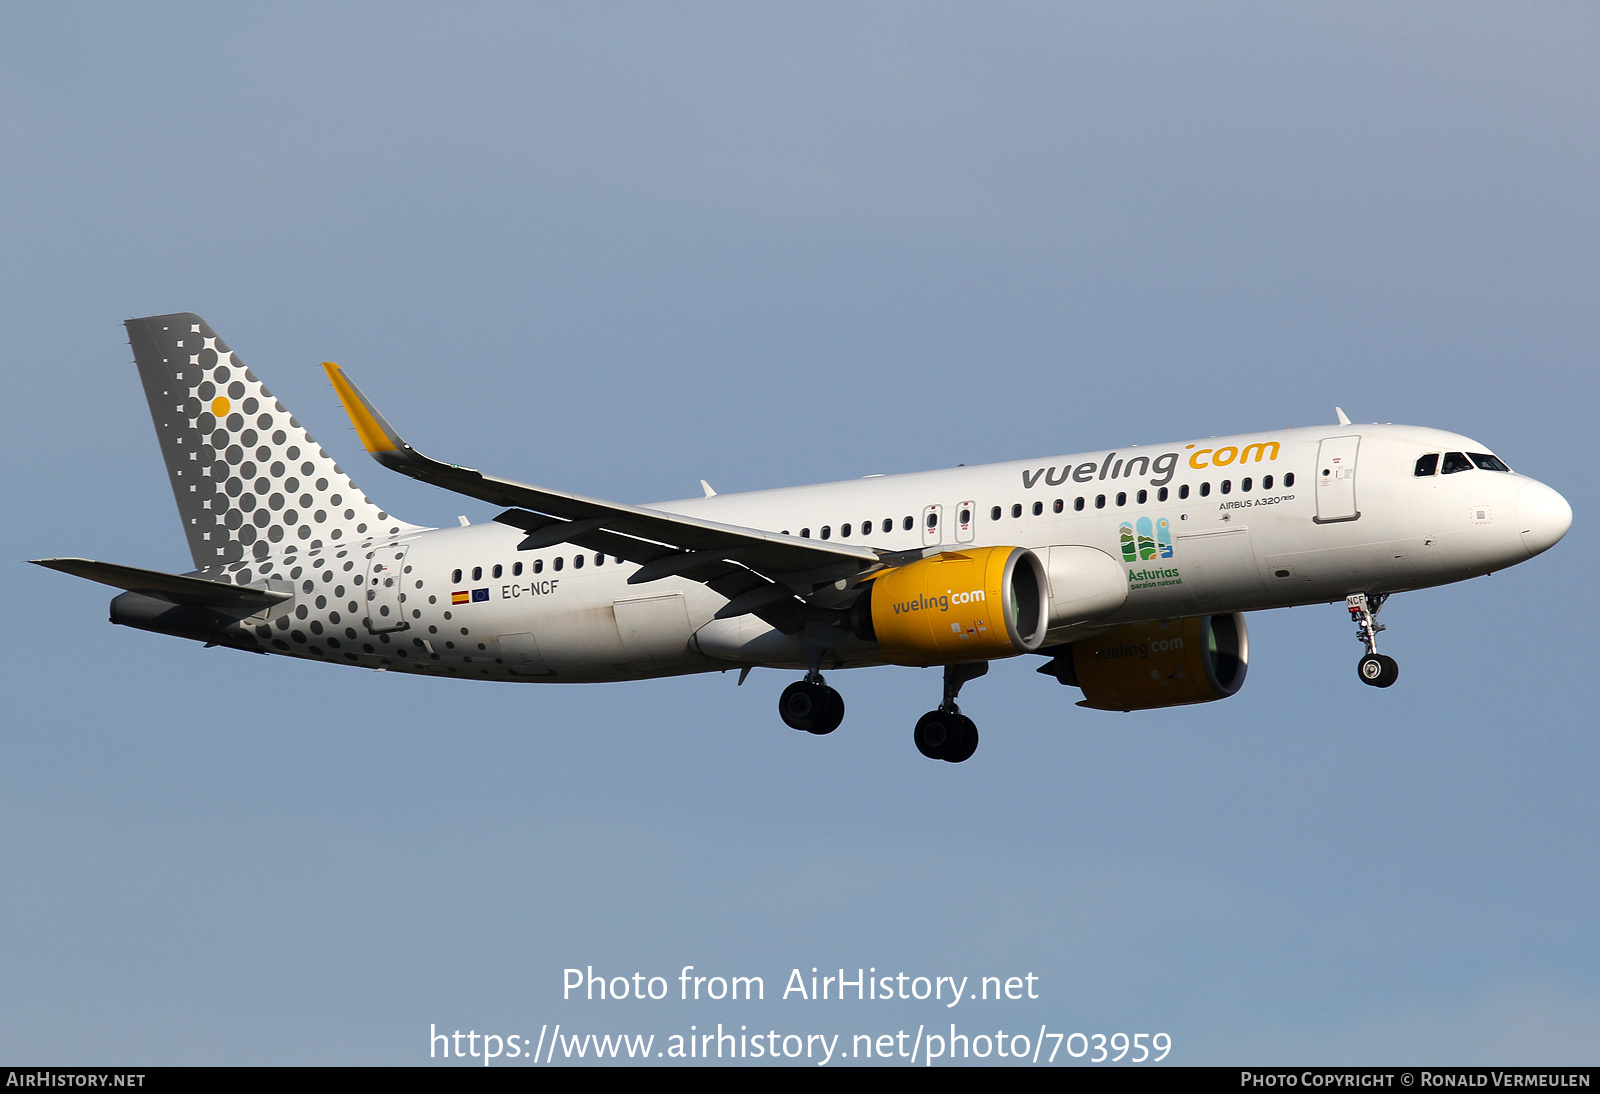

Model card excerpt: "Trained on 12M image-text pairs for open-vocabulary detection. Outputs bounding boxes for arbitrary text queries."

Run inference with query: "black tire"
[914,710,956,760]
[1374,653,1399,687]
[779,680,827,731]
[808,687,845,735]
[942,715,979,763]
[1358,653,1400,688]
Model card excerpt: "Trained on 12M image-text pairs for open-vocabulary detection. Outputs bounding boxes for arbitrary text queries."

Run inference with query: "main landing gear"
[1348,593,1399,688]
[914,662,987,764]
[775,661,989,763]
[778,670,845,735]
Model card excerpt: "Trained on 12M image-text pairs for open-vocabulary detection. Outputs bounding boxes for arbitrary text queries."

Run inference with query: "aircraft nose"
[1517,479,1572,558]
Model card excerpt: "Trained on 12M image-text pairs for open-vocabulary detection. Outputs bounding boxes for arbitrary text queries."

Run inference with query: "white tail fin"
[125,313,422,573]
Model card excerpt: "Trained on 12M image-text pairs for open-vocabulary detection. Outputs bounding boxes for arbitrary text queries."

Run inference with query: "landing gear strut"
[914,662,987,763]
[1347,593,1399,688]
[778,669,845,734]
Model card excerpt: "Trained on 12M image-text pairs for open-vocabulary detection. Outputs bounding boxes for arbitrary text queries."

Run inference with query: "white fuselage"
[233,422,1566,683]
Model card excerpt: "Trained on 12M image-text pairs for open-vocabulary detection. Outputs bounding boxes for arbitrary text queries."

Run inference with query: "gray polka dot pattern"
[126,313,421,576]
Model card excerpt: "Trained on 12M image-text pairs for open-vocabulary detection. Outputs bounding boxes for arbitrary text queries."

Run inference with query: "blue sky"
[1,3,1595,1065]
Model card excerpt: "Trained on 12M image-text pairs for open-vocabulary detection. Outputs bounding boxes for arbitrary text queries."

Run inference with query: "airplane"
[33,313,1572,763]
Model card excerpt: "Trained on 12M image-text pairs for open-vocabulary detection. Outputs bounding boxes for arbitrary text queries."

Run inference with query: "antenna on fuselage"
[1335,407,1352,426]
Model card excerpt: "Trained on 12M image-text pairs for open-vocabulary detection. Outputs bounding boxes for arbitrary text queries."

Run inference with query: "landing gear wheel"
[914,711,953,759]
[809,688,845,735]
[913,711,979,763]
[944,715,978,763]
[778,680,824,731]
[1357,653,1399,688]
[778,680,845,734]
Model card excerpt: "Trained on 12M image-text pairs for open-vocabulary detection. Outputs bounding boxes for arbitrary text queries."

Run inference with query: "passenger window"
[1011,504,1022,518]
[1441,451,1473,474]
[800,528,810,538]
[472,566,482,581]
[1095,495,1106,509]
[1053,499,1064,513]
[883,519,893,533]
[1031,501,1042,516]
[533,560,543,574]
[1200,483,1211,497]
[1469,452,1511,472]
[1284,473,1295,487]
[553,557,564,571]
[840,523,851,538]
[1074,497,1085,511]
[492,564,503,578]
[1241,477,1252,492]
[1414,454,1439,477]
[451,568,462,584]
[1157,487,1169,502]
[574,554,584,568]
[958,509,970,526]
[1136,489,1147,504]
[513,561,523,576]
[863,518,873,534]
[1179,484,1190,499]
[903,516,914,531]
[594,553,604,566]
[1262,475,1273,490]
[991,506,1002,521]
[820,526,831,540]
[926,512,937,529]
[1222,480,1232,495]
[1116,492,1127,506]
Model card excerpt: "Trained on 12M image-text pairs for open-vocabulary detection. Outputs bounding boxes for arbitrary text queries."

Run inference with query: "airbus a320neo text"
[35,314,1572,762]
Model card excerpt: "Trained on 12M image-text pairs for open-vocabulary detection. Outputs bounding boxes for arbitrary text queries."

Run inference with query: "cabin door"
[1314,436,1361,523]
[364,545,410,633]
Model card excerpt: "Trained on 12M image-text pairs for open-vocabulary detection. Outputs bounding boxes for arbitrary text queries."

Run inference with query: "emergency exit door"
[955,501,976,543]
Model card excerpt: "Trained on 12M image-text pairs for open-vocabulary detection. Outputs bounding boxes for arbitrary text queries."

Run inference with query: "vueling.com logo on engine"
[891,589,987,614]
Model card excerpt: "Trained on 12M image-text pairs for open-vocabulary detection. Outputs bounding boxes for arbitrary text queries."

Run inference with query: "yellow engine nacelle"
[1040,613,1249,711]
[860,546,1049,666]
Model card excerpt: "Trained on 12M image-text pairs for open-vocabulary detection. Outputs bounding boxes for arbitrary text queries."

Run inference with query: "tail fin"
[125,313,422,571]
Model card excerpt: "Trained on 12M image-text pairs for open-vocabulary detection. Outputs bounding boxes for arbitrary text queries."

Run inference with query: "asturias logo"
[1122,518,1182,591]
[1120,517,1173,562]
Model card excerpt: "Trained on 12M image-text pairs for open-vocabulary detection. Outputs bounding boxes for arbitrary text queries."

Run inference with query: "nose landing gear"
[914,662,987,763]
[1348,593,1399,688]
[778,670,845,734]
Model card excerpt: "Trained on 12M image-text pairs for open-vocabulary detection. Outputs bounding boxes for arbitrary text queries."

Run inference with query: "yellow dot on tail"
[211,396,230,417]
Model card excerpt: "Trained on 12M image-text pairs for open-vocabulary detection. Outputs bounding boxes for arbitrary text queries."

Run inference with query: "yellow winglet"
[322,362,406,454]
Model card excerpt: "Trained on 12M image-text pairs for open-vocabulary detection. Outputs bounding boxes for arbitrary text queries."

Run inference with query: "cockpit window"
[1414,453,1439,477]
[1469,452,1511,473]
[1441,451,1473,474]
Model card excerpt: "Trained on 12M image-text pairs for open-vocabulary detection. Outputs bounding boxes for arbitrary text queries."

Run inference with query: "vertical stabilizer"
[125,313,422,571]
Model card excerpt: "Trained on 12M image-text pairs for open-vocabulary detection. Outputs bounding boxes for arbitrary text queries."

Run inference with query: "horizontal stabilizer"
[30,558,291,610]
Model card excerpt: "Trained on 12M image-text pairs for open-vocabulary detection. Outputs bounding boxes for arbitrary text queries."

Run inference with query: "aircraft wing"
[322,364,882,629]
[30,558,291,610]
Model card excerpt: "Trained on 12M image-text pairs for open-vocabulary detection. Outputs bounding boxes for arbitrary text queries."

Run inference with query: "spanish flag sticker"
[451,590,469,605]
